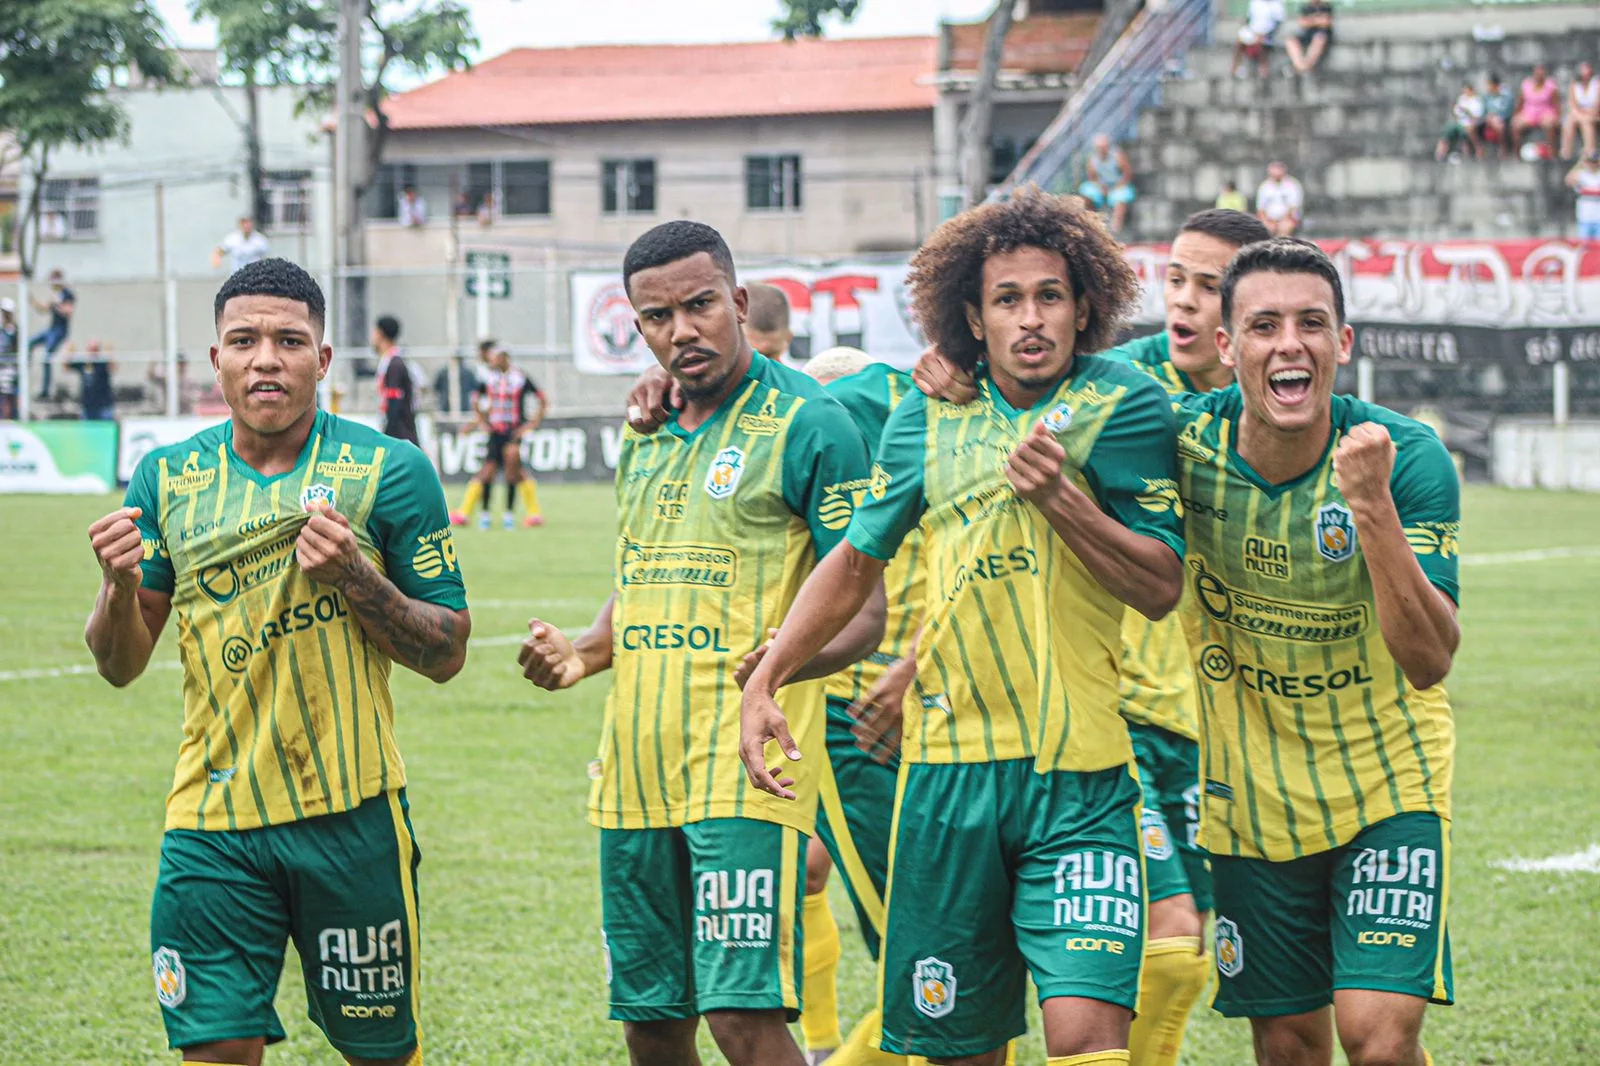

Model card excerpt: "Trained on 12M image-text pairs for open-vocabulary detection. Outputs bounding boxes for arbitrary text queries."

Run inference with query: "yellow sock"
[1128,936,1209,1066]
[1048,1053,1131,1066]
[1422,1052,1434,1066]
[518,477,541,517]
[830,1008,907,1065]
[459,479,483,517]
[801,890,843,1052]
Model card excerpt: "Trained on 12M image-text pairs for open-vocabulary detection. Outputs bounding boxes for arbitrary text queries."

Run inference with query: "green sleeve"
[1080,375,1186,560]
[824,363,907,445]
[369,442,469,610]
[123,454,175,594]
[845,388,930,562]
[780,394,872,558]
[1390,425,1461,604]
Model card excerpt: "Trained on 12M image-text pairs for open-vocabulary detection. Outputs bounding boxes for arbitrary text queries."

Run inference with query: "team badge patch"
[300,483,337,511]
[704,447,746,500]
[1315,503,1356,562]
[1214,918,1245,978]
[912,956,957,1019]
[1041,402,1073,433]
[1141,808,1175,861]
[153,946,187,1008]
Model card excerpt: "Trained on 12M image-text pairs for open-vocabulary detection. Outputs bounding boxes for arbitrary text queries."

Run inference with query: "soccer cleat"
[478,513,491,531]
[449,511,467,527]
[503,513,515,530]
[523,514,545,528]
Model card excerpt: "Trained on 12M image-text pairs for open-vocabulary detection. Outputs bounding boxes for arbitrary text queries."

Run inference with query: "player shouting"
[452,347,547,529]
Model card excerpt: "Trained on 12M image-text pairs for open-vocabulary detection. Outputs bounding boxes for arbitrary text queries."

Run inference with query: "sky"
[152,0,999,55]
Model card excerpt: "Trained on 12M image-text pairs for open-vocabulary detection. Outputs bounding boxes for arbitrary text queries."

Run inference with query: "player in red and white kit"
[451,347,547,529]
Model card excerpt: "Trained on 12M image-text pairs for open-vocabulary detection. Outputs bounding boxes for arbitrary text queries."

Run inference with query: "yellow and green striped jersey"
[593,352,870,835]
[820,363,924,707]
[125,411,467,832]
[1104,332,1202,741]
[1175,387,1460,861]
[846,357,1184,770]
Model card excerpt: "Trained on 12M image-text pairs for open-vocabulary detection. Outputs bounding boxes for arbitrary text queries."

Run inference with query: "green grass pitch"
[1,485,1597,1063]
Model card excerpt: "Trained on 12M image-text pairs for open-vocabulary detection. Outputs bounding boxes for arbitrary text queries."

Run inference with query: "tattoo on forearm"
[339,561,461,672]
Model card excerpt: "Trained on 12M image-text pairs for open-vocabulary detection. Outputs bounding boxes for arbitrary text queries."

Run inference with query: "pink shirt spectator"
[1521,76,1559,124]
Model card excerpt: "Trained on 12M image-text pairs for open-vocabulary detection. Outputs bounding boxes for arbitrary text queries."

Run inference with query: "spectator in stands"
[211,216,271,274]
[1437,82,1486,161]
[1284,0,1334,75]
[1567,153,1600,241]
[28,268,74,400]
[1078,133,1137,234]
[1215,179,1249,212]
[1560,61,1599,161]
[399,184,428,227]
[0,297,17,419]
[1482,73,1517,158]
[1232,0,1285,79]
[1255,161,1304,236]
[1513,64,1561,160]
[71,339,116,421]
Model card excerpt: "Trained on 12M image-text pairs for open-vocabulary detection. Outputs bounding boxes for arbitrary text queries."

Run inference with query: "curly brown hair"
[908,187,1140,373]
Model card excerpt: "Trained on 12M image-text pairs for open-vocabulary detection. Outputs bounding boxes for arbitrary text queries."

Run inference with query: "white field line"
[1462,545,1600,565]
[1493,845,1600,874]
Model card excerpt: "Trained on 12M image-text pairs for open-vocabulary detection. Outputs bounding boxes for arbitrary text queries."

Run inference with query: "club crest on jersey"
[704,447,746,500]
[1041,402,1073,433]
[1315,503,1356,562]
[913,957,957,1019]
[300,483,337,511]
[153,946,187,1008]
[1214,918,1244,978]
[1141,808,1175,861]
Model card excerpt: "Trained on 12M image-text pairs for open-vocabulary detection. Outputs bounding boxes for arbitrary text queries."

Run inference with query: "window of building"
[746,154,803,211]
[39,177,99,240]
[368,160,552,221]
[502,161,552,217]
[602,159,656,215]
[265,170,311,230]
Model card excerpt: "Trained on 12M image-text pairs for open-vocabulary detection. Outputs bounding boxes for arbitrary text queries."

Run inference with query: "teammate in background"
[740,189,1186,1066]
[83,257,471,1066]
[1187,238,1460,1066]
[451,348,547,530]
[372,315,418,445]
[516,221,886,1066]
[747,281,806,369]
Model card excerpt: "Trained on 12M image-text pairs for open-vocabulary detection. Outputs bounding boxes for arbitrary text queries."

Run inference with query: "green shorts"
[149,790,422,1058]
[1210,812,1454,1018]
[814,696,898,959]
[878,760,1146,1059]
[1128,722,1212,913]
[599,818,805,1021]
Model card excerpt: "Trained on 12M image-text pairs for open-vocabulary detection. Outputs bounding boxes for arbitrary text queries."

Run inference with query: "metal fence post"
[1357,356,1376,404]
[15,278,29,422]
[164,277,180,418]
[476,259,490,342]
[1553,360,1570,428]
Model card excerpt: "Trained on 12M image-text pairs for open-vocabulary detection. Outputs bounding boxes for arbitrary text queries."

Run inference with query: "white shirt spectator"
[1453,92,1486,126]
[1575,167,1600,225]
[1247,0,1286,38]
[1256,175,1304,222]
[220,229,271,273]
[398,192,428,227]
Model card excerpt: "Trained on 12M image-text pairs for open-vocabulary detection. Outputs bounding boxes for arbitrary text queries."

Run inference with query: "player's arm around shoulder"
[309,441,472,683]
[1334,417,1461,691]
[85,454,173,686]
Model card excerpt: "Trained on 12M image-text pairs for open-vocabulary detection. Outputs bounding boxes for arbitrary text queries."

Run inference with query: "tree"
[0,0,181,277]
[774,0,1015,207]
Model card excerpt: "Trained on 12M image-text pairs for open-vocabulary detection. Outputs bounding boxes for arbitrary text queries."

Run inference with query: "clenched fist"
[295,505,363,586]
[519,619,586,690]
[1006,422,1067,506]
[87,507,146,590]
[1332,421,1395,510]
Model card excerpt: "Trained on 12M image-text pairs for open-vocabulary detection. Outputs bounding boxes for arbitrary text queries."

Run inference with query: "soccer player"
[451,347,547,530]
[515,220,886,1066]
[372,314,418,445]
[83,258,471,1066]
[747,281,804,369]
[1184,238,1460,1066]
[740,189,1186,1066]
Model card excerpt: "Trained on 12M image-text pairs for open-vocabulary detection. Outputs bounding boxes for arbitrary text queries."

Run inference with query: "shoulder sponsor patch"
[819,477,872,530]
[1405,521,1460,559]
[1136,478,1182,515]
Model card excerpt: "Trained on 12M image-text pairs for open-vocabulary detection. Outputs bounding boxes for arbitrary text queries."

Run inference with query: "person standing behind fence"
[373,314,419,445]
[28,268,74,400]
[0,298,18,419]
[1567,153,1600,241]
[72,338,116,421]
[211,216,271,275]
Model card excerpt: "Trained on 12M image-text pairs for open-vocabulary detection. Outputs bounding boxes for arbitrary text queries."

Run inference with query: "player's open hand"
[519,619,586,690]
[87,507,146,591]
[739,688,800,800]
[1333,421,1395,510]
[296,505,363,586]
[849,654,914,764]
[734,629,779,690]
[1007,422,1068,506]
[626,365,682,433]
[912,345,978,405]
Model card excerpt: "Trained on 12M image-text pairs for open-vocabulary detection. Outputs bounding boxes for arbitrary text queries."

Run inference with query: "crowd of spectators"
[1233,0,1333,78]
[1436,63,1598,163]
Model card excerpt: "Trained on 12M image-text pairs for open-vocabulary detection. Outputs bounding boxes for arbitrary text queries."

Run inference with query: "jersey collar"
[224,407,325,487]
[664,350,766,442]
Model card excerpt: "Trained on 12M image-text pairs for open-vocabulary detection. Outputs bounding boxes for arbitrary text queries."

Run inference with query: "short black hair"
[1221,237,1345,330]
[622,220,736,296]
[214,257,325,332]
[1180,208,1271,250]
[375,315,401,342]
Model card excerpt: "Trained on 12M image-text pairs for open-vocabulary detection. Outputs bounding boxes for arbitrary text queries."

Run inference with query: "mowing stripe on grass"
[1493,845,1600,874]
[1463,546,1600,566]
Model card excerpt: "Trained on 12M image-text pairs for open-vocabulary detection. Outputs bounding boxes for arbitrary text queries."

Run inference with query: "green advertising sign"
[0,421,119,494]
